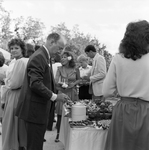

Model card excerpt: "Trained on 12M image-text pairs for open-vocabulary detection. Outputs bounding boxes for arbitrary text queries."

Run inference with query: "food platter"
[69,119,111,130]
[69,120,94,128]
[64,98,119,130]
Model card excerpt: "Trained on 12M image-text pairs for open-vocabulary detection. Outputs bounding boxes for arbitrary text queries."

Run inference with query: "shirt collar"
[43,45,50,59]
[93,53,99,61]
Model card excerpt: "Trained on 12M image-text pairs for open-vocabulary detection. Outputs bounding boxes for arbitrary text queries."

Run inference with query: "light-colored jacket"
[90,53,106,96]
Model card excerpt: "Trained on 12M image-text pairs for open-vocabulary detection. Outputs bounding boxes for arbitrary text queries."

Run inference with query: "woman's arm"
[102,55,117,98]
[6,59,27,89]
[55,67,63,91]
[75,68,81,85]
[69,68,81,88]
[55,67,61,84]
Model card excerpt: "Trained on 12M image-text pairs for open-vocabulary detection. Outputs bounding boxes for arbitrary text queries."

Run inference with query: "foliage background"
[0,0,112,70]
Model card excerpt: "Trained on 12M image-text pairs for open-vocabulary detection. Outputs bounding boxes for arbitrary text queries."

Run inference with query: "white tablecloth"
[59,105,108,150]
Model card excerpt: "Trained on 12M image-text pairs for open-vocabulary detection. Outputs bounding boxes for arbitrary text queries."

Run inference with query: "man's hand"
[56,93,70,103]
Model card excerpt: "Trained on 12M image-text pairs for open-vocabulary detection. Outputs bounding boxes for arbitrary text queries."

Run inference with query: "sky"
[2,0,149,55]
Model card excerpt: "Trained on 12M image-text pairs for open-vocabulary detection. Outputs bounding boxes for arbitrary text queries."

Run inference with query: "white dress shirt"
[79,65,92,78]
[52,62,62,78]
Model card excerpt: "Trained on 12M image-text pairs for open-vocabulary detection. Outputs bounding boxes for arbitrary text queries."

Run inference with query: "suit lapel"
[91,59,97,75]
[41,46,50,64]
[41,46,56,93]
[91,53,99,75]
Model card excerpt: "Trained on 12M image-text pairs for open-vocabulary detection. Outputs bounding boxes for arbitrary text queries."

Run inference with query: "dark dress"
[79,83,92,100]
[105,97,149,150]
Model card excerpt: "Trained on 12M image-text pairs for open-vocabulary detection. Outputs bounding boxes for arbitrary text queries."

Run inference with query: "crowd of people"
[0,19,149,150]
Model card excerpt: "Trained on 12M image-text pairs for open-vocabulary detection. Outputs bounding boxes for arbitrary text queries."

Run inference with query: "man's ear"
[50,39,56,45]
[90,51,93,55]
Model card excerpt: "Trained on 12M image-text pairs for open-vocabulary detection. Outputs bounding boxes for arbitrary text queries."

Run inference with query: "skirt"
[105,97,149,150]
[79,85,92,100]
[2,89,27,150]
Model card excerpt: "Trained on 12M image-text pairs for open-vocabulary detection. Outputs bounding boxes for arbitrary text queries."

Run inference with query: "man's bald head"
[46,33,66,45]
[45,32,66,55]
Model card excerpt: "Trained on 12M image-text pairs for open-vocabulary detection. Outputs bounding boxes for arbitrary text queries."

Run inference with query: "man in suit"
[84,45,106,100]
[16,33,68,150]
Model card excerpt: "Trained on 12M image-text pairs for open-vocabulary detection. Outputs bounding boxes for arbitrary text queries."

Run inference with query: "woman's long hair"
[61,51,76,68]
[119,20,149,60]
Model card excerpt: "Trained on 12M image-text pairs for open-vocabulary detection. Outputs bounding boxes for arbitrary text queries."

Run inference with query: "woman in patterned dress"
[55,50,80,142]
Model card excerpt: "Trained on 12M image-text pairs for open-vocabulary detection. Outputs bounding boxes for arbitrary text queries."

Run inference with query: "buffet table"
[59,105,108,150]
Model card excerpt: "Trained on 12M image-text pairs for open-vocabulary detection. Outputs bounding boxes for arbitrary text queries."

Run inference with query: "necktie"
[49,59,56,114]
[49,59,56,93]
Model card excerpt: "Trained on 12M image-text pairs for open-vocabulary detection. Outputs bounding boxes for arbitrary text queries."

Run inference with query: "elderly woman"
[55,50,80,142]
[103,20,149,150]
[2,38,29,150]
[77,54,92,100]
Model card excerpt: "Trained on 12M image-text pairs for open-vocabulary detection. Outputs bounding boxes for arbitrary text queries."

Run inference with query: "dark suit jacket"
[16,46,55,124]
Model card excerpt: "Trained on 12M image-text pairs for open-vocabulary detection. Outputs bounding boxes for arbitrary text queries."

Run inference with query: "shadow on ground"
[0,123,65,150]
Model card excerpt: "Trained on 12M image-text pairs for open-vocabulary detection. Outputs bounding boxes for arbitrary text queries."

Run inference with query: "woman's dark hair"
[119,20,149,60]
[0,52,5,67]
[8,38,26,57]
[26,43,35,58]
[53,53,61,63]
[35,44,40,51]
[62,50,76,68]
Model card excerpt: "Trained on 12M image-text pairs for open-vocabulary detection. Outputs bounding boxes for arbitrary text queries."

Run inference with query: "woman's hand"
[68,82,76,88]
